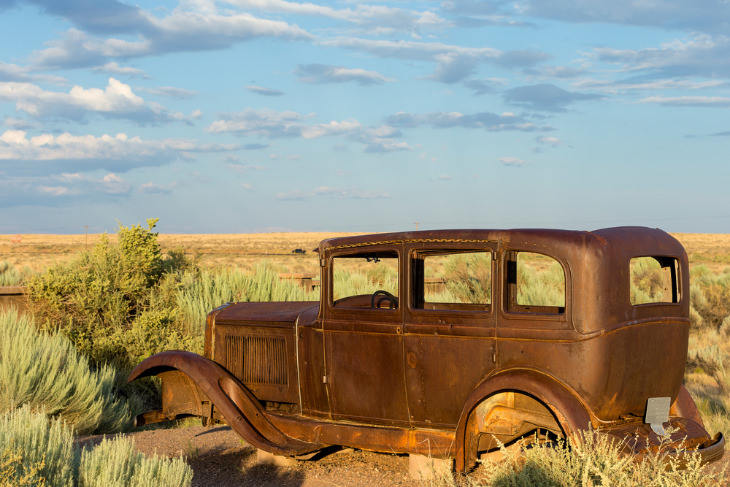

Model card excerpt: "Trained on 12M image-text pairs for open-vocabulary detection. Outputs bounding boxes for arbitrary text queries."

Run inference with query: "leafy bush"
[0,406,192,487]
[0,309,129,435]
[27,219,196,370]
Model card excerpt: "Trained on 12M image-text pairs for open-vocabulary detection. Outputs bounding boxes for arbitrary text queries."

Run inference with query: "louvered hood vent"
[224,335,288,386]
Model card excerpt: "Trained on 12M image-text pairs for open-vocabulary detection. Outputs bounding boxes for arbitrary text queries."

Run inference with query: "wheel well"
[455,369,593,472]
[464,391,563,458]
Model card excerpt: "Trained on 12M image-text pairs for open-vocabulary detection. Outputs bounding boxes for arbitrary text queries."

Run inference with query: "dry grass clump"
[430,431,726,487]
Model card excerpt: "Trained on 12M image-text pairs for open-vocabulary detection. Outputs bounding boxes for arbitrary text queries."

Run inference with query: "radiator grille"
[224,335,288,386]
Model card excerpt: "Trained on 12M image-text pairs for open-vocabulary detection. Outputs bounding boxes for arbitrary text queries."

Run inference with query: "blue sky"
[1,0,729,234]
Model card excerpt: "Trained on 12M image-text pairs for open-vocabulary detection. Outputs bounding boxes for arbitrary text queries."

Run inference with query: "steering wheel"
[371,290,398,309]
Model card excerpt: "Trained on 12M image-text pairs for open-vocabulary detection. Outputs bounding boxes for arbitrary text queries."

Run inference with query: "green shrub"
[442,253,492,304]
[78,436,192,487]
[0,407,192,487]
[176,263,316,336]
[0,405,76,487]
[0,261,31,287]
[0,309,129,435]
[28,219,196,370]
[689,266,730,330]
[516,259,565,308]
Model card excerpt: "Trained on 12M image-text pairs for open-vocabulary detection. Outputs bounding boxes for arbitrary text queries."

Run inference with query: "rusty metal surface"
[128,350,321,456]
[128,226,721,472]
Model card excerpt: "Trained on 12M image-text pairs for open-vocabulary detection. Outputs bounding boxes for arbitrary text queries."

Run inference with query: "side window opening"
[630,256,680,305]
[505,251,566,314]
[412,250,492,312]
[332,251,399,309]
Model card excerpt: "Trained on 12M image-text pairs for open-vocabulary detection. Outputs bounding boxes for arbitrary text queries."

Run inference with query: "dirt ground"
[76,423,730,487]
[77,424,426,487]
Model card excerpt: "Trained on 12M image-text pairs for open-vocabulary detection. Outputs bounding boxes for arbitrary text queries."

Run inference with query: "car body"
[129,226,724,470]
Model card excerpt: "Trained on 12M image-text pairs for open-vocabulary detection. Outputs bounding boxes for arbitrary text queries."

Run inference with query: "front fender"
[129,350,321,456]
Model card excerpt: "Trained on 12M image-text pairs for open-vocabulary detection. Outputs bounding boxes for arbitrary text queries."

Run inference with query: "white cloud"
[0,63,31,82]
[138,86,198,99]
[246,85,284,96]
[0,129,239,175]
[93,62,149,78]
[139,181,179,194]
[296,64,395,85]
[320,37,548,83]
[593,35,730,80]
[226,162,267,173]
[29,6,312,70]
[576,78,725,94]
[536,136,563,147]
[0,78,191,124]
[499,157,530,166]
[276,186,390,200]
[638,96,730,107]
[386,110,549,132]
[207,108,410,152]
[222,0,448,35]
[39,185,74,197]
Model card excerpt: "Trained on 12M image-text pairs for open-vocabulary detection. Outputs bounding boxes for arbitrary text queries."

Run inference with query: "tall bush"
[27,219,196,369]
[0,309,129,435]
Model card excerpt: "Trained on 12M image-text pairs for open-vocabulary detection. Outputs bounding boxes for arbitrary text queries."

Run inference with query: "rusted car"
[129,227,724,471]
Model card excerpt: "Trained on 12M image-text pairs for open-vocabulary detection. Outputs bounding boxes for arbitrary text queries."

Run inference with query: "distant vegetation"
[0,260,31,286]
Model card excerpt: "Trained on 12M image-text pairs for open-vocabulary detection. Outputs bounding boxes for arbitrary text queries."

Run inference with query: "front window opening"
[506,252,566,314]
[332,251,399,309]
[416,251,491,311]
[630,256,680,305]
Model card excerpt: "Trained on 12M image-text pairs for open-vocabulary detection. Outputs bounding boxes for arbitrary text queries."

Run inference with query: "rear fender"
[128,350,321,456]
[455,369,592,472]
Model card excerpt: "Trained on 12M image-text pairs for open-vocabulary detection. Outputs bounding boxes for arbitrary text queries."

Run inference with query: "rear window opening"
[630,256,680,305]
[505,251,566,314]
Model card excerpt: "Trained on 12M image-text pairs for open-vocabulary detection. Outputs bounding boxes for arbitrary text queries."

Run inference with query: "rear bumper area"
[601,416,724,466]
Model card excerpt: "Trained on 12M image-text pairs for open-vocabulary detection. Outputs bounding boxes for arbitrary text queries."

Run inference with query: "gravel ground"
[77,425,430,487]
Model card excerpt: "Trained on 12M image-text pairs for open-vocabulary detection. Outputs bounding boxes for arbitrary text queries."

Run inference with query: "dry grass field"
[2,231,730,273]
[0,232,361,275]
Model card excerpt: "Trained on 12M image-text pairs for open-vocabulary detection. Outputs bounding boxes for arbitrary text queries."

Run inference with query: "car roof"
[319,226,682,256]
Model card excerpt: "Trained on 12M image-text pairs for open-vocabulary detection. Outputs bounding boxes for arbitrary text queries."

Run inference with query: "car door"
[403,242,498,428]
[320,245,409,425]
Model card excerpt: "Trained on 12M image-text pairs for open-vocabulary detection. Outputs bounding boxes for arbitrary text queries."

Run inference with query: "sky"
[0,0,729,235]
